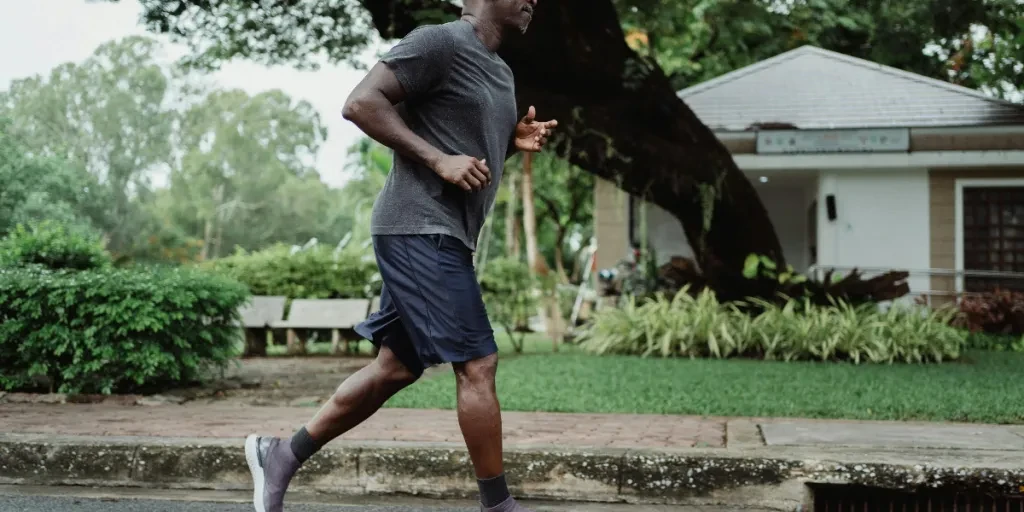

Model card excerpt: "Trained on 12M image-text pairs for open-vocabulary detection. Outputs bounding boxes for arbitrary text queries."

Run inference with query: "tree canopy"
[0,118,110,237]
[0,36,173,254]
[1,35,353,263]
[616,0,1022,98]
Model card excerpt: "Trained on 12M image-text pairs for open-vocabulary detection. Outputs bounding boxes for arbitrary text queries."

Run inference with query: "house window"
[962,186,1024,292]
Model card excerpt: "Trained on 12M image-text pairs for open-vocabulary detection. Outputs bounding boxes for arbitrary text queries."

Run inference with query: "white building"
[594,46,1024,304]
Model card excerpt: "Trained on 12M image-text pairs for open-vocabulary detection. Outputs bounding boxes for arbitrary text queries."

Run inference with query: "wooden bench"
[273,299,372,355]
[237,296,287,357]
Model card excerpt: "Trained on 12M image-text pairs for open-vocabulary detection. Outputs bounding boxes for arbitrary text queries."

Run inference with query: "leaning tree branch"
[535,193,563,226]
[355,0,784,298]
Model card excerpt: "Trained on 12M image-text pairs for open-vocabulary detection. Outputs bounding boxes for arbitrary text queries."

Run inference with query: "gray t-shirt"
[369,19,518,251]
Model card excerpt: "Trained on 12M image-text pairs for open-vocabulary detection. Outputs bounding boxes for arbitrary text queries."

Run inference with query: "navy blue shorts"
[354,234,497,377]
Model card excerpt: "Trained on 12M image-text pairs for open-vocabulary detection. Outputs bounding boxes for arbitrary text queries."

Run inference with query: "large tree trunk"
[505,170,521,258]
[362,0,785,301]
[200,218,213,261]
[521,153,542,276]
[553,235,569,285]
[212,215,224,259]
[520,154,563,349]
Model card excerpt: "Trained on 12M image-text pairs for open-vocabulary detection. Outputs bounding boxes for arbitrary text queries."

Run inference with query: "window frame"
[954,178,1024,293]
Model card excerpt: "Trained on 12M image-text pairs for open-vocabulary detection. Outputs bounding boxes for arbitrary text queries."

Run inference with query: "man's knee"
[454,353,498,388]
[372,347,419,390]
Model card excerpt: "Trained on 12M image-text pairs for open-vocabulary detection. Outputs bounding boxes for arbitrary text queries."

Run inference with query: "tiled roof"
[678,45,1024,131]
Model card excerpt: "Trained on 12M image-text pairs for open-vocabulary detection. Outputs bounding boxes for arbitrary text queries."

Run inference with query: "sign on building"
[756,128,910,154]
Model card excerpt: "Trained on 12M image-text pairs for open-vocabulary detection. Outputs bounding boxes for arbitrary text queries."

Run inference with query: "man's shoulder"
[399,21,462,52]
[407,20,465,39]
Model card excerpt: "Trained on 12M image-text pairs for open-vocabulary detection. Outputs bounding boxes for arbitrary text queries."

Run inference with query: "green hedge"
[0,265,249,394]
[966,331,1024,352]
[0,221,110,270]
[206,244,380,299]
[579,288,967,364]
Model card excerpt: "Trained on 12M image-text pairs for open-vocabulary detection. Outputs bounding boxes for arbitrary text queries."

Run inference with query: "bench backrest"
[238,296,287,328]
[284,299,371,329]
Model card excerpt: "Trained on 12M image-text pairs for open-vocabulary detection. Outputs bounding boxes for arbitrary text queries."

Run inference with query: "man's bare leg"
[454,354,529,511]
[305,345,418,441]
[455,353,503,478]
[245,346,417,512]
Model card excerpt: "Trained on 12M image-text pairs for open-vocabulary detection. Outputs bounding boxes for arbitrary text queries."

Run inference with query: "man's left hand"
[514,106,557,152]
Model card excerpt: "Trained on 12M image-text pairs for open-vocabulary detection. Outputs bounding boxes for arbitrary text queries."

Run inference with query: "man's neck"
[462,14,503,52]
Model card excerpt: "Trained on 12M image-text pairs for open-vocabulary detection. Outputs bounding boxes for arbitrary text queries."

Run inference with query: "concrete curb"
[1,434,1023,510]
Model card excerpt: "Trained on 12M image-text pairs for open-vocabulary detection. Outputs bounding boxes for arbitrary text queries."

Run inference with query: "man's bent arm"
[342,63,446,172]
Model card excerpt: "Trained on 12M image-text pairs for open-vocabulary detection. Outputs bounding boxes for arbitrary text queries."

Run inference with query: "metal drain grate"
[812,485,1024,512]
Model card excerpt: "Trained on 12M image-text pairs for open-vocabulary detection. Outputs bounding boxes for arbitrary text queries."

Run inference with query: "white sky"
[0,0,385,187]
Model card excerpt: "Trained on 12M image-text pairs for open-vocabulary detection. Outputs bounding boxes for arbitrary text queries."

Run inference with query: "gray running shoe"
[244,434,301,512]
[483,496,535,512]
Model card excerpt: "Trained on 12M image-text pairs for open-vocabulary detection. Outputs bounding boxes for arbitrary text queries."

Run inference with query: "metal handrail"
[806,265,1024,306]
[805,265,1024,279]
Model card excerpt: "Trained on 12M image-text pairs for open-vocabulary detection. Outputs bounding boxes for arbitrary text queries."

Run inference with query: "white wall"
[628,168,931,299]
[638,179,817,271]
[816,168,931,296]
[642,202,695,266]
[756,185,816,272]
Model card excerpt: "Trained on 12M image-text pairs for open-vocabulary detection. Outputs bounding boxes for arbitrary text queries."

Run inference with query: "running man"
[244,1,556,511]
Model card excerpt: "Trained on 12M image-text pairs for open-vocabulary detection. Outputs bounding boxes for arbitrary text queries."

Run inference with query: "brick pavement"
[0,403,726,449]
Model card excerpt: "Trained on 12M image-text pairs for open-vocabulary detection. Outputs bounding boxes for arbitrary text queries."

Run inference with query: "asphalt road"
[0,494,475,512]
[0,487,760,512]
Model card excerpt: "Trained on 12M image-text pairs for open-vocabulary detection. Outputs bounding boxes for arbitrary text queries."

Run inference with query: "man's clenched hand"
[432,155,491,192]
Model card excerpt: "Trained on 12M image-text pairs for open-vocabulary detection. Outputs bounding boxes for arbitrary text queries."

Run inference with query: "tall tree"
[166,88,330,256]
[520,153,545,278]
[0,36,174,255]
[516,152,564,349]
[2,35,348,260]
[0,119,110,236]
[616,0,1023,98]
[504,168,521,259]
[110,0,1020,296]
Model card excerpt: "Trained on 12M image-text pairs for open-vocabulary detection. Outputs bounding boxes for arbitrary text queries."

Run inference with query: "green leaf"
[742,253,760,279]
[836,16,859,30]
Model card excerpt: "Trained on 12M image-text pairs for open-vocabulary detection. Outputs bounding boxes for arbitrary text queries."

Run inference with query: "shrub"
[742,253,808,285]
[965,331,1024,352]
[578,288,966,363]
[0,265,250,394]
[0,221,111,270]
[957,290,1024,336]
[556,284,578,323]
[206,244,380,299]
[479,257,537,352]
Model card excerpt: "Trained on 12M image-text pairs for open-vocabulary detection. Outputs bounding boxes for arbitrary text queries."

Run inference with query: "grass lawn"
[382,331,1024,424]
